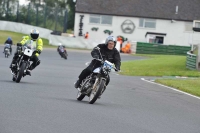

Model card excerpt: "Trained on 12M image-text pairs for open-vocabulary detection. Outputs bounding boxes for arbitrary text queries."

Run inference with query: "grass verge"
[121,54,200,77]
[155,78,200,97]
[121,54,200,97]
[0,30,55,48]
[0,30,91,50]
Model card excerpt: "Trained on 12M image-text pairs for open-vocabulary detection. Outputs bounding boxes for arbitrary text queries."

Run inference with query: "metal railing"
[186,52,197,70]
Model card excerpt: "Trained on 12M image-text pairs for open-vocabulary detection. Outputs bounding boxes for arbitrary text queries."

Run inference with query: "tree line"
[0,0,75,32]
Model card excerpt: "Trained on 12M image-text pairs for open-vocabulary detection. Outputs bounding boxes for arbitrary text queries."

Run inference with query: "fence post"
[197,44,200,70]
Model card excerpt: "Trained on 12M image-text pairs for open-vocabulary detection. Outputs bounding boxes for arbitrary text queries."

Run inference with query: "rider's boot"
[74,79,81,89]
[9,59,16,69]
[26,69,31,76]
[26,65,34,76]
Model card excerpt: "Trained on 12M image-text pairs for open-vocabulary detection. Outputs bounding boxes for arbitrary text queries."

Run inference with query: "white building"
[74,0,200,46]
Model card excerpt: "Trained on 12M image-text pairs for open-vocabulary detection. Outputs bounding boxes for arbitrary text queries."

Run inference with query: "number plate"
[24,49,33,56]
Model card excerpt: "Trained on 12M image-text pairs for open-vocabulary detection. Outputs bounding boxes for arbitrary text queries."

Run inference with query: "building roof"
[76,0,200,21]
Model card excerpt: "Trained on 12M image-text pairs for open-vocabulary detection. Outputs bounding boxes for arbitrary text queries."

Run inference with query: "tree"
[0,0,18,21]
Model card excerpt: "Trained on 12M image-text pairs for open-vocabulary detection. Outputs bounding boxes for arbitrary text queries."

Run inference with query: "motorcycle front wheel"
[16,62,26,83]
[89,79,105,104]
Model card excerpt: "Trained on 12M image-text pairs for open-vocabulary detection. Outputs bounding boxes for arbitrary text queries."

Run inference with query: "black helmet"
[30,29,39,40]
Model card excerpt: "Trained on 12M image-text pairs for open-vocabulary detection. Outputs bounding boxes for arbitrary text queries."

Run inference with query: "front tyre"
[89,79,105,104]
[16,62,26,83]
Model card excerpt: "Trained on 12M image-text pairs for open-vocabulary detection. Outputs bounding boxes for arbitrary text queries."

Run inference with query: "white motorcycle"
[11,41,36,83]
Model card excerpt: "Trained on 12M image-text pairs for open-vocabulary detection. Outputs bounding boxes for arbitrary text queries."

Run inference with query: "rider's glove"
[35,49,41,54]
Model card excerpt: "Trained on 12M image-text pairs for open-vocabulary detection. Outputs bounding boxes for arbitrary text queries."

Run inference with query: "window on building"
[193,20,200,32]
[185,22,193,31]
[149,36,164,44]
[194,21,200,28]
[90,15,112,25]
[90,15,101,24]
[101,15,112,25]
[139,18,156,28]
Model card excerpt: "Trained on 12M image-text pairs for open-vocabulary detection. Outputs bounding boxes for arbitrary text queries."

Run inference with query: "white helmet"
[30,29,39,40]
[105,36,116,46]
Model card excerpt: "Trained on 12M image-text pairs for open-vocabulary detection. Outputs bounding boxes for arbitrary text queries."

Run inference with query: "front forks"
[92,77,99,92]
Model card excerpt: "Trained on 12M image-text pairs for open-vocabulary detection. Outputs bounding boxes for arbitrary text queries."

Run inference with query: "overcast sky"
[19,0,29,5]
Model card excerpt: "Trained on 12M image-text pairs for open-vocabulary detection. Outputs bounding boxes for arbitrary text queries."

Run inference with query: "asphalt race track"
[0,46,200,133]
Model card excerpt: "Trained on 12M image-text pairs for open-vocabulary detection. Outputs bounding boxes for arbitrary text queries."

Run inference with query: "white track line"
[141,78,200,100]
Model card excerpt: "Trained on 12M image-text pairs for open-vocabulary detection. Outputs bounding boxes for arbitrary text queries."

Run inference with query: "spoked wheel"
[77,91,85,101]
[89,79,105,104]
[16,62,26,83]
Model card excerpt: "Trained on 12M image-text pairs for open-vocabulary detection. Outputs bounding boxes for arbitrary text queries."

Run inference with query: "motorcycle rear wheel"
[63,53,67,59]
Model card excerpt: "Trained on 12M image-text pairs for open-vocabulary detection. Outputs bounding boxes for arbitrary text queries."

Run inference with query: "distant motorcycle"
[11,41,35,83]
[58,47,68,59]
[76,47,118,104]
[4,44,11,58]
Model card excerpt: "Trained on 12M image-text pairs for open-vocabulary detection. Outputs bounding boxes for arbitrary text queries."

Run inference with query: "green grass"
[0,30,91,50]
[121,54,200,97]
[155,78,200,97]
[121,54,200,77]
[0,30,55,48]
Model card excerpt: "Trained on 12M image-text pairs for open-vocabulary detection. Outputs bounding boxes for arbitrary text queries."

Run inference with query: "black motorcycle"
[11,44,35,83]
[76,47,117,104]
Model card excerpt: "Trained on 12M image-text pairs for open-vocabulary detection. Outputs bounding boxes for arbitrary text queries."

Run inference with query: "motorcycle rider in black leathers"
[74,36,121,90]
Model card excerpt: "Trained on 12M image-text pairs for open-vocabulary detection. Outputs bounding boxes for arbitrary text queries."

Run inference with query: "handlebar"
[93,58,119,72]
